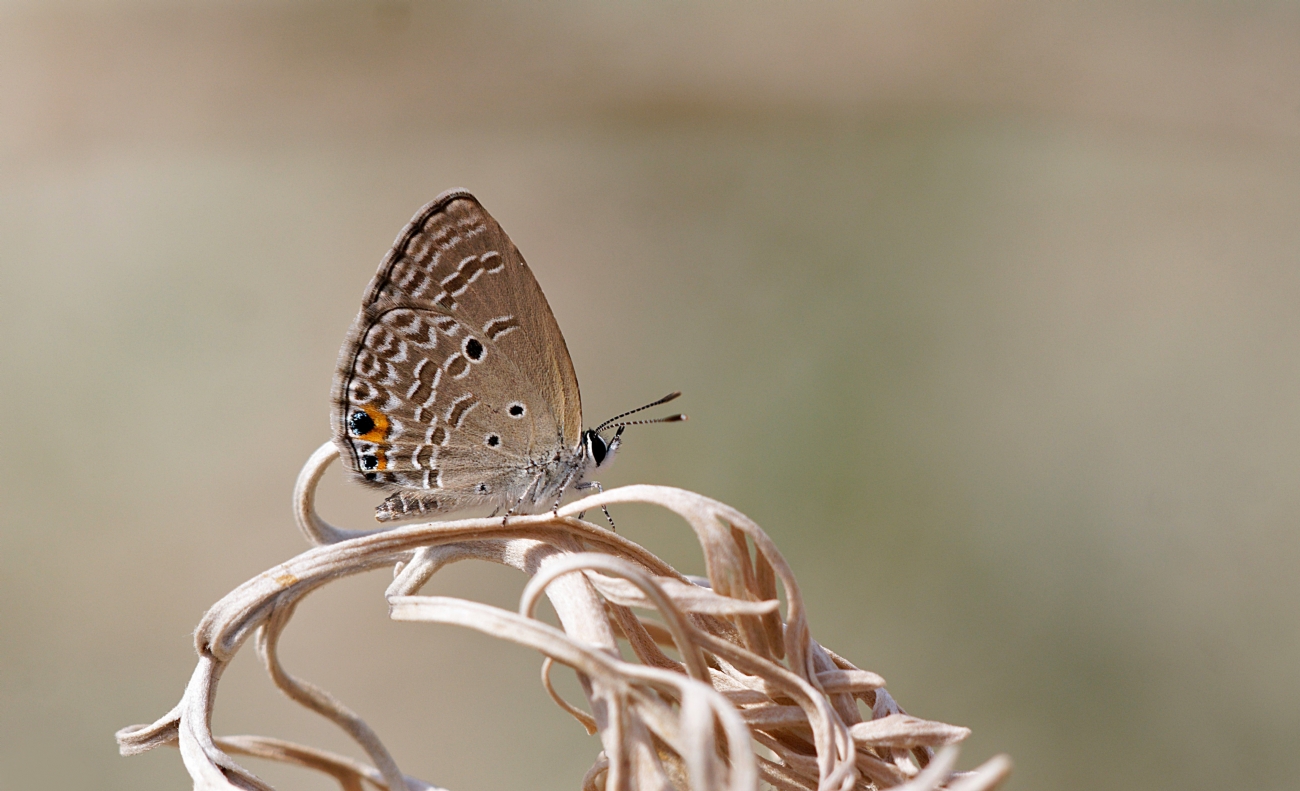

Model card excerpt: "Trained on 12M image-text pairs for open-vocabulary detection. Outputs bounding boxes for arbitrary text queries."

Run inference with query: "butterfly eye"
[588,432,607,466]
[349,410,376,436]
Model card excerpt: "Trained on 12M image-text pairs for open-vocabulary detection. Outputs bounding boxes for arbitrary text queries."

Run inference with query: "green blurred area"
[2,2,1298,789]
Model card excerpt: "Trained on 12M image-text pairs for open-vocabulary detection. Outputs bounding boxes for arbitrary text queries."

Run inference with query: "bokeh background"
[3,1,1299,789]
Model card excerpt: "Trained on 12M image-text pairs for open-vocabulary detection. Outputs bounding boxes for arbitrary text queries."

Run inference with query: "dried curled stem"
[117,442,1012,791]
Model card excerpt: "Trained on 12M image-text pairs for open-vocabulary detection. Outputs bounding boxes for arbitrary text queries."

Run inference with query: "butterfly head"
[583,427,619,469]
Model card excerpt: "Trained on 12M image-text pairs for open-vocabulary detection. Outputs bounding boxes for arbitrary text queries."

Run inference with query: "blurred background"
[2,1,1299,789]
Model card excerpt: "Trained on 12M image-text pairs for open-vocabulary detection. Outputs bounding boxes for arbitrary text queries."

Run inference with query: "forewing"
[359,190,582,445]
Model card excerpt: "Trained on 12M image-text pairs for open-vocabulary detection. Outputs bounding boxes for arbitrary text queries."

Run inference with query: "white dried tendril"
[116,441,1013,791]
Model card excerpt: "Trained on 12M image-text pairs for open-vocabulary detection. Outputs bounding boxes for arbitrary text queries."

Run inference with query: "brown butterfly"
[331,189,683,523]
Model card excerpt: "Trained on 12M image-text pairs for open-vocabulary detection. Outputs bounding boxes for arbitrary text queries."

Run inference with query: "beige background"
[2,1,1299,789]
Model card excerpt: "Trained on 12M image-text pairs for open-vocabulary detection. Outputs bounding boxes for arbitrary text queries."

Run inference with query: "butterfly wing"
[331,190,584,510]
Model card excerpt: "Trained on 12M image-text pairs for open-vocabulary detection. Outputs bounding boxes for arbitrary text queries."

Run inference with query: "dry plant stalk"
[117,442,1012,791]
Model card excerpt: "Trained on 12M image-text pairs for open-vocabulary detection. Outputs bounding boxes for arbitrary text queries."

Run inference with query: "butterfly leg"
[546,465,584,519]
[502,470,547,525]
[574,481,616,531]
[375,492,441,523]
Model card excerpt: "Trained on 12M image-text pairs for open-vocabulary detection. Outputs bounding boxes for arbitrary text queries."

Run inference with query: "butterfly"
[330,189,683,523]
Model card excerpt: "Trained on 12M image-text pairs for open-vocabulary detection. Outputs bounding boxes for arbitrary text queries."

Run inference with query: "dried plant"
[117,442,1012,791]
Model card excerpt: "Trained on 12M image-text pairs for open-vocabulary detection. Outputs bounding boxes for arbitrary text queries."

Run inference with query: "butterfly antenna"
[607,414,687,430]
[595,391,684,433]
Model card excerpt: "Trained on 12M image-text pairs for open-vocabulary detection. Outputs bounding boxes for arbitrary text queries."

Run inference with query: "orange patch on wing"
[355,405,391,443]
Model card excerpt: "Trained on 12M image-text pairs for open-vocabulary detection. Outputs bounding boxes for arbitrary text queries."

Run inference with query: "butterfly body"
[331,190,607,522]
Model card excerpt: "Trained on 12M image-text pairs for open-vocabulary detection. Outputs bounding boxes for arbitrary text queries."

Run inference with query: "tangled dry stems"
[117,441,1012,791]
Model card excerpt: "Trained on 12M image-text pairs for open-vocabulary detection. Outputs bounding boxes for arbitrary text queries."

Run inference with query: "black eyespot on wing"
[361,454,379,471]
[508,403,525,417]
[365,472,377,481]
[465,337,484,361]
[486,434,500,447]
[477,483,489,494]
[349,410,375,436]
